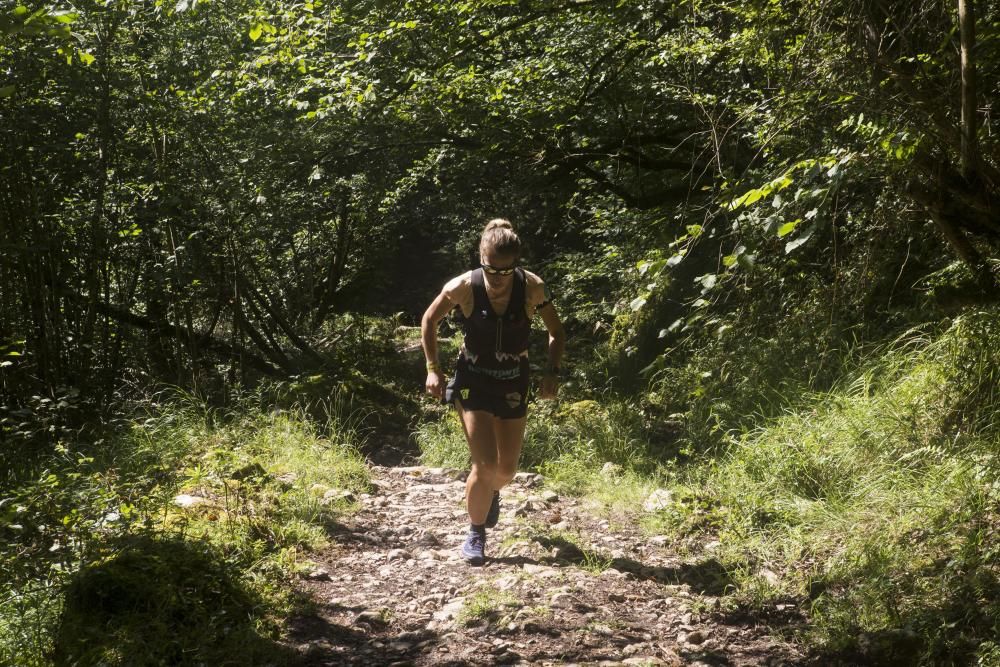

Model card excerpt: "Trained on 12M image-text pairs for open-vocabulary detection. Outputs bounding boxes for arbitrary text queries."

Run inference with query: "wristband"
[426,361,441,373]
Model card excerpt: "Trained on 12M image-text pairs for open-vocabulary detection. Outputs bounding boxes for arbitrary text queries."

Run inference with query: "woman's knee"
[495,462,518,485]
[469,459,499,479]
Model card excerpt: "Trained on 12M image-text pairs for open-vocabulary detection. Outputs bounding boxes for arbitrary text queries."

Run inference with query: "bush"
[662,311,1000,663]
[0,392,369,665]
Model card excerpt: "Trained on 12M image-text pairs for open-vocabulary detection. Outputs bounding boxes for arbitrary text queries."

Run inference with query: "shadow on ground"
[532,533,736,595]
[285,612,420,666]
[52,535,303,666]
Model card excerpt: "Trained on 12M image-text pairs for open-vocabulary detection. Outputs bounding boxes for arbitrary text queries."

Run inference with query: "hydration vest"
[457,268,531,382]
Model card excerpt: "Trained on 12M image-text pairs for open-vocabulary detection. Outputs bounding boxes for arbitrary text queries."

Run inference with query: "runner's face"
[481,251,517,287]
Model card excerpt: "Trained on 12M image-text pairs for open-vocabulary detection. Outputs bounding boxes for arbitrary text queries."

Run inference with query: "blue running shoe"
[485,490,501,528]
[461,528,486,566]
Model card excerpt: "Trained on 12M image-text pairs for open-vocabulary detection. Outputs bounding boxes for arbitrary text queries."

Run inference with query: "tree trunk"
[959,0,978,181]
[313,191,352,328]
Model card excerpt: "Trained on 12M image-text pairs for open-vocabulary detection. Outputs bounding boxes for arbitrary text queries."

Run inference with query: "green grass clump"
[657,312,1000,664]
[527,526,615,573]
[0,393,369,666]
[414,408,469,468]
[458,585,519,625]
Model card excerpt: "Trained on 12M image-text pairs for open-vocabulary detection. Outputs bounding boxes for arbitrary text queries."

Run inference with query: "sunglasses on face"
[482,263,517,276]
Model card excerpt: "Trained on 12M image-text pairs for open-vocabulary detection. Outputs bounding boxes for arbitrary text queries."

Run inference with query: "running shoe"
[484,490,501,528]
[461,528,486,565]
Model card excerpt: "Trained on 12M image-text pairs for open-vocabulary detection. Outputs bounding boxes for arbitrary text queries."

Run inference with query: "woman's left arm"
[538,302,565,400]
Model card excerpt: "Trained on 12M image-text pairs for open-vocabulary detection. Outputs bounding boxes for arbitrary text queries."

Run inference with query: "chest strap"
[471,267,525,319]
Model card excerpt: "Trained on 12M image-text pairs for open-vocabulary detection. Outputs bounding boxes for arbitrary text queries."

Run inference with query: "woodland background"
[3,0,1000,664]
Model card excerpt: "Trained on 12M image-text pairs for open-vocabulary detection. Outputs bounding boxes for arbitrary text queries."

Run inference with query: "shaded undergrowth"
[0,393,370,665]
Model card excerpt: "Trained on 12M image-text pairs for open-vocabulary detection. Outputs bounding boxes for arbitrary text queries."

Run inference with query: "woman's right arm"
[421,291,455,399]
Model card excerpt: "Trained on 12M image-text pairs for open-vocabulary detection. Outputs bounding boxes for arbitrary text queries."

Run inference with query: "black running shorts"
[444,367,529,419]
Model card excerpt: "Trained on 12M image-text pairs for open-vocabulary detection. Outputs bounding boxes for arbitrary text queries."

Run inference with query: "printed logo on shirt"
[461,388,470,400]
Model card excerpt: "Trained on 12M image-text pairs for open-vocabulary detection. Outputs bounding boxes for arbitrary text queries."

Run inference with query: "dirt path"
[286,465,807,666]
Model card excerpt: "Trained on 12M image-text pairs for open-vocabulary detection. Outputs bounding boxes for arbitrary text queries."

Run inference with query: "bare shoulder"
[522,269,545,287]
[522,269,553,308]
[442,271,473,298]
[441,271,474,315]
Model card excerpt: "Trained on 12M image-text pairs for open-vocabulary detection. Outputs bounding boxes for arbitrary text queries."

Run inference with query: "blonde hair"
[479,218,521,259]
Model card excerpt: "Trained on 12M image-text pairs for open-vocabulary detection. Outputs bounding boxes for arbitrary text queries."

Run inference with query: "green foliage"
[414,408,468,469]
[654,312,1000,663]
[51,537,296,666]
[0,394,369,665]
[457,585,519,626]
[5,0,1000,662]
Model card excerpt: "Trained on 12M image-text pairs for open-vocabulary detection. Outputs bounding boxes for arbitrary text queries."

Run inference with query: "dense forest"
[3,0,1000,664]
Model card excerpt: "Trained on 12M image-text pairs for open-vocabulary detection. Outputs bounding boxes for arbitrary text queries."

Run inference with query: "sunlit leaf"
[777,219,800,237]
[785,224,816,254]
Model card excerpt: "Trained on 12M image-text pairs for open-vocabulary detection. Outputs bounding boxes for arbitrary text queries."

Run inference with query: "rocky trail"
[286,465,808,666]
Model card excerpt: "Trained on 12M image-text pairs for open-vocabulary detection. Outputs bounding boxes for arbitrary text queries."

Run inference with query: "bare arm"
[421,291,455,398]
[537,302,565,399]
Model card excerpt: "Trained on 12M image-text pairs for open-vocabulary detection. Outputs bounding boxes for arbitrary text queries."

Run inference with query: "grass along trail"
[285,464,806,666]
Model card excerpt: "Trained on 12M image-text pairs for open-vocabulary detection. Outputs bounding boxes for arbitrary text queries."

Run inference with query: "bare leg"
[456,400,498,525]
[493,416,527,490]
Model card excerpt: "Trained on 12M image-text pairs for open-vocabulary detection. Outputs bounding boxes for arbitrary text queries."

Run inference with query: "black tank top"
[457,268,531,379]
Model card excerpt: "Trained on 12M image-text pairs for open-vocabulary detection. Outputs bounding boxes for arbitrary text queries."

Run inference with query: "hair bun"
[480,218,520,258]
[484,218,514,231]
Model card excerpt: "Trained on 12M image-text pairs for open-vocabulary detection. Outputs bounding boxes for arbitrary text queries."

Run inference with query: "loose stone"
[685,629,707,645]
[172,494,207,508]
[601,462,623,477]
[355,610,388,627]
[643,489,673,512]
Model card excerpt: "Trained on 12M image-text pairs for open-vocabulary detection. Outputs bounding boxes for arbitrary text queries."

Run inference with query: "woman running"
[421,218,565,565]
